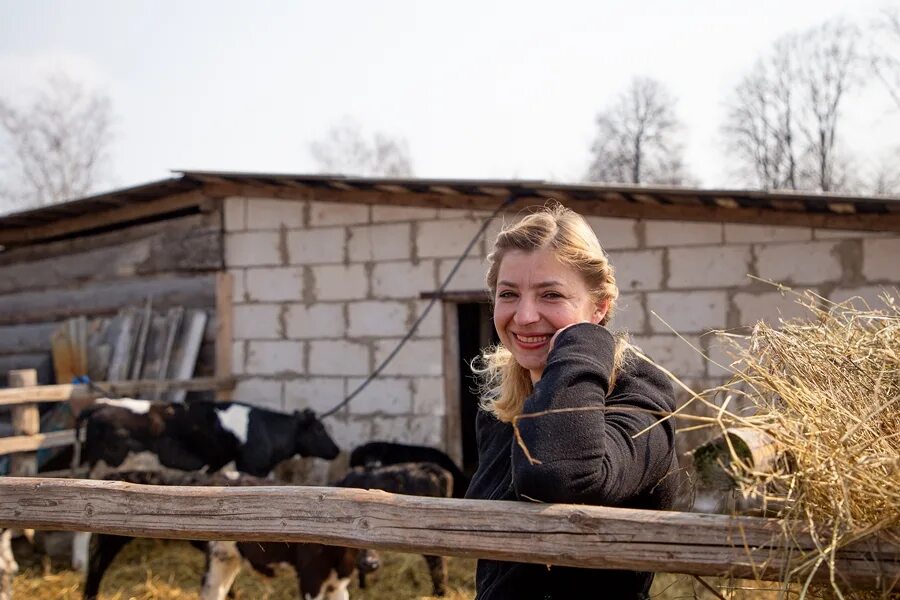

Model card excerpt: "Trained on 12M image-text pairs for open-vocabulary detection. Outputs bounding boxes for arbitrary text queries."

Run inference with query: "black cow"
[349,441,469,498]
[83,470,379,600]
[77,399,339,476]
[335,462,453,597]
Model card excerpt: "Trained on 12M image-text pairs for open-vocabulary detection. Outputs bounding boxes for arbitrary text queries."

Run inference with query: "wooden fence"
[1,369,897,593]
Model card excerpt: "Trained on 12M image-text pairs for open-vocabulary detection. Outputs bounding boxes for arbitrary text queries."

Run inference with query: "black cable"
[320,195,517,419]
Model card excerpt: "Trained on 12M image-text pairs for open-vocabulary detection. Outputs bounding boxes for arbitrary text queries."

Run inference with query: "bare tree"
[870,7,900,110]
[586,77,691,185]
[309,118,413,177]
[0,74,112,209]
[724,20,862,192]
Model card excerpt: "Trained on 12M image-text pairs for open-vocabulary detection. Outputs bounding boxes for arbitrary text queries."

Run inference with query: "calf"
[83,470,379,600]
[335,462,453,597]
[77,399,340,476]
[349,441,469,498]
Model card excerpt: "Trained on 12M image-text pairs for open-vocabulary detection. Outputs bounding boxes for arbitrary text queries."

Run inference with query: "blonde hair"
[474,203,626,423]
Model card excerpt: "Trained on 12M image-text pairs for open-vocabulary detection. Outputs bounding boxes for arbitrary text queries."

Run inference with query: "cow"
[334,462,453,597]
[349,441,469,498]
[76,399,340,477]
[83,470,380,600]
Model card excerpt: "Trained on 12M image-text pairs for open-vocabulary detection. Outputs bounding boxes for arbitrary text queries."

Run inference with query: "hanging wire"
[319,195,517,419]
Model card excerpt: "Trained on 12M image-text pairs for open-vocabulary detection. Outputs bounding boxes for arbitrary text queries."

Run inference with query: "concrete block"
[225,232,282,267]
[246,340,305,375]
[631,334,706,378]
[233,304,281,339]
[438,257,488,292]
[372,260,436,299]
[668,246,752,289]
[231,341,245,375]
[348,301,409,337]
[374,338,443,376]
[756,241,842,285]
[223,197,246,232]
[407,415,444,447]
[308,340,370,375]
[611,293,646,333]
[813,228,889,240]
[412,377,445,415]
[310,201,369,226]
[284,377,345,414]
[326,417,373,450]
[830,286,898,310]
[647,291,728,333]
[372,205,438,222]
[370,415,411,443]
[232,377,283,410]
[287,228,346,265]
[417,219,484,258]
[312,264,368,301]
[438,208,471,219]
[348,223,411,262]
[585,216,639,250]
[345,377,412,415]
[724,224,811,243]
[246,267,304,302]
[483,214,514,258]
[645,220,722,247]
[608,249,664,291]
[231,269,247,303]
[734,291,812,327]
[285,303,345,339]
[412,300,443,338]
[246,198,304,229]
[862,238,900,281]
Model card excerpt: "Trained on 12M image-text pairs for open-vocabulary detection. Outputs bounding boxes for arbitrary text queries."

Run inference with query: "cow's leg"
[355,548,380,589]
[200,541,242,600]
[300,568,351,600]
[83,534,132,600]
[0,529,18,600]
[72,531,92,574]
[423,554,448,597]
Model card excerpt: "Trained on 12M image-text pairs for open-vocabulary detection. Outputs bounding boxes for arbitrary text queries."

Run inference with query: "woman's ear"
[593,299,610,324]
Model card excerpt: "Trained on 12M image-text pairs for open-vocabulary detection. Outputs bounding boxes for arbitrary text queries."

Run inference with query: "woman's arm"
[511,323,676,505]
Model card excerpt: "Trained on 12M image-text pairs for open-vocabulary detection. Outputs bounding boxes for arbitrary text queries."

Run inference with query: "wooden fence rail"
[0,376,235,407]
[0,477,897,592]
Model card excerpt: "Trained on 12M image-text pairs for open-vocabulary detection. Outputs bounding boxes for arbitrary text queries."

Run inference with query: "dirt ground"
[11,536,784,599]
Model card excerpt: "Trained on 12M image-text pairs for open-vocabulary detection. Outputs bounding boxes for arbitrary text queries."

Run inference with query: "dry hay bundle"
[709,291,900,598]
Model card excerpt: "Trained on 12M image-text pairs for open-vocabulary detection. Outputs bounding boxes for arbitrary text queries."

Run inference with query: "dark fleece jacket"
[465,323,678,600]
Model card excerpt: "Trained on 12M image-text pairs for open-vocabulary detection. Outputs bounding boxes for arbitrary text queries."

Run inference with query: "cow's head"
[293,409,340,460]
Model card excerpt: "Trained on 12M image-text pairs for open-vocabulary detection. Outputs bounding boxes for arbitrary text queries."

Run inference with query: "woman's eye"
[543,291,562,299]
[497,291,516,299]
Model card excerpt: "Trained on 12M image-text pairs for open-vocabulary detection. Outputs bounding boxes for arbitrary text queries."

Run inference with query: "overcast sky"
[1,0,897,205]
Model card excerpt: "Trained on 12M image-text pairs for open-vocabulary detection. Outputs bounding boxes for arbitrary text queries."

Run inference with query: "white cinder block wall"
[224,196,899,451]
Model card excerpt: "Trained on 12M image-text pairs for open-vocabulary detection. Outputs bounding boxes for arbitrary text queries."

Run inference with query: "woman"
[465,204,678,599]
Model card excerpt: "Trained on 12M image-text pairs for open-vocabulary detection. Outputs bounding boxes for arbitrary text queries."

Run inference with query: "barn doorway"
[454,301,497,476]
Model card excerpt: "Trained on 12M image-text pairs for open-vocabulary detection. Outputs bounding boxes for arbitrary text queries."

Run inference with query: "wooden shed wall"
[0,210,223,385]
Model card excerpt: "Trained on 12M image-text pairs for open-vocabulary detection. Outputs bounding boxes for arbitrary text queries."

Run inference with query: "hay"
[695,290,900,599]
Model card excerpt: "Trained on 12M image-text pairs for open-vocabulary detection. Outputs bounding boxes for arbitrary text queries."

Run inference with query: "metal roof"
[2,170,899,246]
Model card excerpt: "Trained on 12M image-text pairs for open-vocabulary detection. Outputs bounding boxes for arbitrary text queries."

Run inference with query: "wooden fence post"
[9,369,39,477]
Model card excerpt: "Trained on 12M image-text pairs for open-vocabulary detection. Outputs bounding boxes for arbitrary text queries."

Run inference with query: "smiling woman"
[466,203,679,600]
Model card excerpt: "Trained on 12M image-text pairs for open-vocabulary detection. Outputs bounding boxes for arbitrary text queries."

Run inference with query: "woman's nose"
[513,298,539,325]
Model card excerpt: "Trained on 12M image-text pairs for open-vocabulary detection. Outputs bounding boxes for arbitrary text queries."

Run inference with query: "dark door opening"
[456,302,498,476]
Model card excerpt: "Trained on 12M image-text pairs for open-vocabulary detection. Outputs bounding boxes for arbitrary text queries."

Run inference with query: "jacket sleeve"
[511,322,676,506]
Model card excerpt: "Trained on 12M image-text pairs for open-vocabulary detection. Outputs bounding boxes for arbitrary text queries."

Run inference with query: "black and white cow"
[349,441,469,498]
[335,462,453,597]
[83,470,379,600]
[76,399,340,477]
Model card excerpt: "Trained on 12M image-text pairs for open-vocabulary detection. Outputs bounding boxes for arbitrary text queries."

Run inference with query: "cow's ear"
[294,408,315,424]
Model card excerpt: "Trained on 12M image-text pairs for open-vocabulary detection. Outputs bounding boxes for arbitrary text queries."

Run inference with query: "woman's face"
[493,248,608,383]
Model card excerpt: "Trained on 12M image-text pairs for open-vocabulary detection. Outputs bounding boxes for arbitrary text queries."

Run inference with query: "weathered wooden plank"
[214,273,233,402]
[0,430,76,456]
[0,191,207,246]
[0,377,235,407]
[0,323,57,355]
[9,370,39,475]
[169,309,207,403]
[0,478,896,590]
[0,274,216,327]
[0,212,218,268]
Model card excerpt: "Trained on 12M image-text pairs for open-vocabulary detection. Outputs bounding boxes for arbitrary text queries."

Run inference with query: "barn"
[1,171,898,470]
